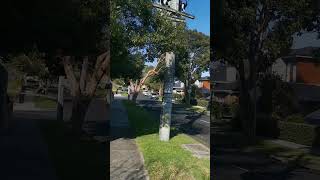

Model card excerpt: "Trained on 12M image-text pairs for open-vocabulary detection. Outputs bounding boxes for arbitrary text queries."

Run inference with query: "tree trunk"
[70,96,91,136]
[159,84,163,96]
[131,92,139,103]
[239,59,257,144]
[184,80,190,105]
[209,61,215,122]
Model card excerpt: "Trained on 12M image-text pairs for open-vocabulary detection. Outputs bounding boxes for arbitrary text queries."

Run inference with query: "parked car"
[151,92,159,99]
[142,90,149,96]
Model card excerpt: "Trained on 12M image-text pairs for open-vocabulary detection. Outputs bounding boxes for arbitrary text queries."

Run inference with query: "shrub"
[173,93,184,100]
[278,121,318,146]
[197,99,209,108]
[284,114,305,123]
[212,101,223,120]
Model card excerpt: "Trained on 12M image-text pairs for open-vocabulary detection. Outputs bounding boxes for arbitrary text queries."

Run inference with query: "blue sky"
[186,0,210,36]
[147,0,211,77]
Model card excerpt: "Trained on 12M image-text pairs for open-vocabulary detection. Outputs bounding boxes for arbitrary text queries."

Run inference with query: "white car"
[151,93,159,98]
[142,90,150,96]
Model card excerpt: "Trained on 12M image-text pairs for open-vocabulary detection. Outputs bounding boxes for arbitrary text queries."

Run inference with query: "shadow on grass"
[128,100,208,140]
[37,120,107,180]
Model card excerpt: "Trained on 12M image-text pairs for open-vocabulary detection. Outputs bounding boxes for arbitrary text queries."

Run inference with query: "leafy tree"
[111,0,187,101]
[213,0,315,141]
[0,0,110,136]
[7,45,50,94]
[176,29,210,105]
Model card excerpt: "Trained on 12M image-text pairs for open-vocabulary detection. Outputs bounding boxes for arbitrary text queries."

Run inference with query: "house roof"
[282,47,320,62]
[289,47,319,57]
[199,77,210,81]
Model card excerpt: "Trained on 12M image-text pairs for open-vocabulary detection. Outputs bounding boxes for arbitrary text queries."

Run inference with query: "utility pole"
[153,0,195,141]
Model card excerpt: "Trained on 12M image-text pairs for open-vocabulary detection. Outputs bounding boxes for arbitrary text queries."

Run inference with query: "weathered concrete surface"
[110,98,148,180]
[0,113,58,180]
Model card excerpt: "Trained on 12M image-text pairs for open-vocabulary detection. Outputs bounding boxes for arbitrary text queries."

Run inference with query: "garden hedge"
[278,121,320,147]
[197,99,209,108]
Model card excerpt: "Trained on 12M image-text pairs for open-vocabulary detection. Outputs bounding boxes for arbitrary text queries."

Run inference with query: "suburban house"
[194,77,210,97]
[211,61,239,103]
[272,47,320,123]
[173,80,184,95]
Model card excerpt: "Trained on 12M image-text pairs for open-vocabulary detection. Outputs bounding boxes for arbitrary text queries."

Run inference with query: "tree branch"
[62,56,79,96]
[86,50,110,96]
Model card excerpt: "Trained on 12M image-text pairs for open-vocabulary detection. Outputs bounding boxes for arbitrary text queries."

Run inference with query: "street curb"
[135,139,150,180]
[183,133,210,149]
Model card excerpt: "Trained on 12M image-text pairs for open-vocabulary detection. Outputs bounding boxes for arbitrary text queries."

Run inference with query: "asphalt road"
[136,93,210,147]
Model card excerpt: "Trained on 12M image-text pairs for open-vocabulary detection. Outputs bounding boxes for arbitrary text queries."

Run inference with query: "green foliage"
[197,99,209,108]
[173,93,184,101]
[211,101,224,120]
[7,46,49,79]
[7,79,22,99]
[272,78,299,118]
[285,114,305,123]
[176,30,210,92]
[123,100,210,180]
[278,121,318,146]
[111,0,188,81]
[216,0,315,70]
[33,96,57,109]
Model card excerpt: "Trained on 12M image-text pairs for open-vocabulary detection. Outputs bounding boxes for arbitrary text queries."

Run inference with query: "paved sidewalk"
[0,113,57,180]
[110,98,148,180]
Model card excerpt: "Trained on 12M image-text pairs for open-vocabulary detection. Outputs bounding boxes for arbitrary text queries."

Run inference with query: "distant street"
[135,93,210,147]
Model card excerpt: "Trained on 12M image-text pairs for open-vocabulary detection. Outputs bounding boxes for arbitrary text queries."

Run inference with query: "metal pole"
[57,76,64,121]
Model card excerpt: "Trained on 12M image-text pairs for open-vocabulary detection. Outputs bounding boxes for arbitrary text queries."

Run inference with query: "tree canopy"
[111,0,187,81]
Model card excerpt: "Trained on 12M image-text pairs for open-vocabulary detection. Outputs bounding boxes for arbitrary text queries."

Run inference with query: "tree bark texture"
[61,51,110,135]
[129,54,165,102]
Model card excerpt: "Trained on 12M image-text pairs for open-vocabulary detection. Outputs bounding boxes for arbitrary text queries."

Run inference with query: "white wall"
[272,58,287,81]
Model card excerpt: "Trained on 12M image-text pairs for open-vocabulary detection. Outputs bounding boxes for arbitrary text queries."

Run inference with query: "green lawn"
[186,106,207,114]
[33,96,57,109]
[37,120,107,180]
[123,100,210,180]
[7,79,21,98]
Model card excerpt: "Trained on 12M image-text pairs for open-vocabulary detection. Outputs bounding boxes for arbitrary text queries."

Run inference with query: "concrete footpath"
[0,112,57,180]
[110,98,148,180]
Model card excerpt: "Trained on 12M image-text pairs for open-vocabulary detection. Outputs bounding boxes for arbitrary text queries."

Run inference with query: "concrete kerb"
[135,139,150,180]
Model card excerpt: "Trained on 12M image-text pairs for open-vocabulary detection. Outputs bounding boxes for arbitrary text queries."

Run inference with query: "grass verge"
[186,106,207,114]
[33,96,57,109]
[123,100,210,180]
[7,79,21,98]
[37,120,107,180]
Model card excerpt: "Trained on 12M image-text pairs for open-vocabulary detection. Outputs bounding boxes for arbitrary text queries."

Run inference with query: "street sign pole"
[155,0,194,141]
